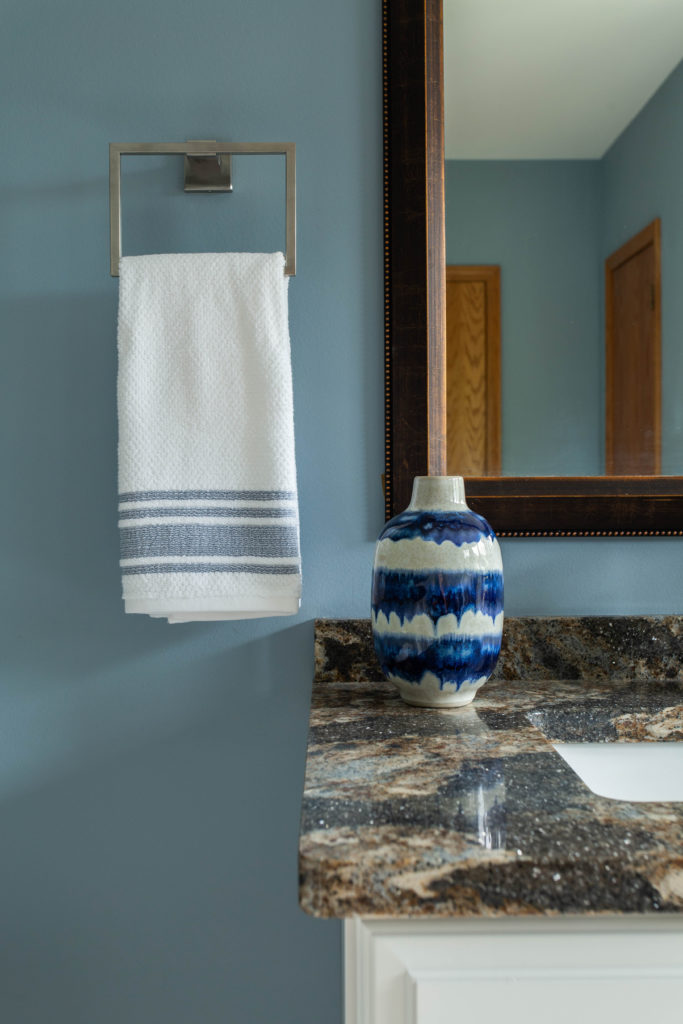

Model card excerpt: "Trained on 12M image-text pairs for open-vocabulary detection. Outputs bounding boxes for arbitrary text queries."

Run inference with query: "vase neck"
[407,476,468,511]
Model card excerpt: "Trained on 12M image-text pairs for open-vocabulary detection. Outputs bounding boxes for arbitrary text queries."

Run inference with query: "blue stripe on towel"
[372,569,503,624]
[119,489,296,504]
[118,506,295,520]
[120,524,300,560]
[121,562,300,575]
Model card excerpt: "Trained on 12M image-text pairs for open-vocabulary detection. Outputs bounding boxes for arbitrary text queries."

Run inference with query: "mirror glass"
[444,0,683,477]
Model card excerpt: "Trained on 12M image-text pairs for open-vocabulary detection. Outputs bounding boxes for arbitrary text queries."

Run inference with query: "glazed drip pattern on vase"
[371,476,503,707]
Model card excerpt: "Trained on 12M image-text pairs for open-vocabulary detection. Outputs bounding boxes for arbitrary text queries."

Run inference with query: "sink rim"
[552,740,683,804]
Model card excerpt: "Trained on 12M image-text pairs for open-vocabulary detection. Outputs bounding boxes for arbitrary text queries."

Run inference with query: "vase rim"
[408,476,468,510]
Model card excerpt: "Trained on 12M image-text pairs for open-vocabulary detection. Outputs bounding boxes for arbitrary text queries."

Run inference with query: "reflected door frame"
[446,265,501,476]
[605,219,661,476]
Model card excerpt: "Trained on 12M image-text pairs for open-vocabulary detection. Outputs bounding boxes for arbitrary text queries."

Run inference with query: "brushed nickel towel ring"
[109,140,296,276]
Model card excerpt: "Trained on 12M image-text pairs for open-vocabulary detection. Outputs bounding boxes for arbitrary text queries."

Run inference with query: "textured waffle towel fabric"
[117,252,301,622]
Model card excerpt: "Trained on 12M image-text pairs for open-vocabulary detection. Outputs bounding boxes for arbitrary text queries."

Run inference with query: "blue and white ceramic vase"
[371,476,503,708]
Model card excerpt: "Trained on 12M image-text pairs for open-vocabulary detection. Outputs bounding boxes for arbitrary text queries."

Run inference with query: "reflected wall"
[446,58,683,476]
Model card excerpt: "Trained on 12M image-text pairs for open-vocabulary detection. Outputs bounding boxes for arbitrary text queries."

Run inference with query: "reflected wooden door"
[446,266,501,476]
[605,219,661,475]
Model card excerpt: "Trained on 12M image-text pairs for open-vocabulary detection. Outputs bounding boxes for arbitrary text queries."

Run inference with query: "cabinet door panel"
[346,919,683,1024]
[413,970,682,1024]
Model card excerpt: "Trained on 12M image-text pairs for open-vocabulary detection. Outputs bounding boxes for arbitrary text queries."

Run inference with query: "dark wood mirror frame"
[382,0,683,536]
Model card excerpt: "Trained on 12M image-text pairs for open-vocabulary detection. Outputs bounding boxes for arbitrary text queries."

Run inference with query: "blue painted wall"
[1,2,381,1021]
[446,58,683,476]
[1,3,682,1023]
[445,160,602,474]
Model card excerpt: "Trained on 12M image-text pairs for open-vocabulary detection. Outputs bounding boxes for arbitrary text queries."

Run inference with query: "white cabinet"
[344,917,683,1024]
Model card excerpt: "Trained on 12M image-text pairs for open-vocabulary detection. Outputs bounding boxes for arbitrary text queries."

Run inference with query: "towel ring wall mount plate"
[183,141,233,192]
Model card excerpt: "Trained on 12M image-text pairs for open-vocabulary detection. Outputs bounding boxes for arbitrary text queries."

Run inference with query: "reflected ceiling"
[444,0,683,158]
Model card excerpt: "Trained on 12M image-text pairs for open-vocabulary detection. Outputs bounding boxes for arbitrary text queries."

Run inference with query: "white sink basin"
[552,742,683,802]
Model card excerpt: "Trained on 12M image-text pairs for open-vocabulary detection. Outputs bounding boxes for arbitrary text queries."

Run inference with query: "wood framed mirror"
[382,0,683,536]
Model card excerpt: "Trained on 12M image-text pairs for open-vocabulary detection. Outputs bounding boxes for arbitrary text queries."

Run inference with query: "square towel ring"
[109,140,296,277]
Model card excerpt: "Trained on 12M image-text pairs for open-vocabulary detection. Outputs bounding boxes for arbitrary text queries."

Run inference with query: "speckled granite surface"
[300,618,683,919]
[314,617,683,683]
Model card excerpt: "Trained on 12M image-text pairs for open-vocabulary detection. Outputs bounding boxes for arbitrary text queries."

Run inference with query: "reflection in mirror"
[444,1,683,476]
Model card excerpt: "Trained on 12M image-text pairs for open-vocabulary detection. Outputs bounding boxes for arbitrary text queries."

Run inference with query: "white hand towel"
[117,252,301,622]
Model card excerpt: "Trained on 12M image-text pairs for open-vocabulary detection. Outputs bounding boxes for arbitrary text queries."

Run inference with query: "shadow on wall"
[0,293,315,804]
[0,607,315,806]
[1,292,274,669]
[0,610,336,1024]
[1,293,121,664]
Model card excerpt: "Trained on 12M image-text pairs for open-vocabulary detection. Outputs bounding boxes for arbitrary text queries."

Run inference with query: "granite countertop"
[299,619,683,919]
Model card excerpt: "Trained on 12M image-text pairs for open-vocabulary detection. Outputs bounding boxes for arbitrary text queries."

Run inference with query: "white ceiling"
[445,0,683,159]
